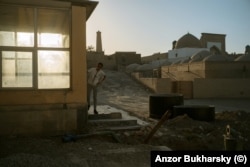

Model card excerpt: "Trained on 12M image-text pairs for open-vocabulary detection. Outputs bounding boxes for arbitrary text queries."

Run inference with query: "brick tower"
[96,31,103,52]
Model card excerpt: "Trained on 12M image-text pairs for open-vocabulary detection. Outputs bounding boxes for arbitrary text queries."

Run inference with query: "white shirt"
[87,67,106,86]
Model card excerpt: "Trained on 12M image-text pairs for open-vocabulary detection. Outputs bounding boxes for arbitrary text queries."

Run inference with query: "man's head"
[96,62,103,71]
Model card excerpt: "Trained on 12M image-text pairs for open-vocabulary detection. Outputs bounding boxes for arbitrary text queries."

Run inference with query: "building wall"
[103,55,117,70]
[204,62,250,78]
[161,61,250,81]
[87,52,116,70]
[87,52,105,69]
[0,109,77,135]
[189,62,206,77]
[193,78,250,98]
[0,6,88,106]
[113,52,141,71]
[0,5,89,135]
[168,48,208,59]
[134,60,250,99]
[141,52,168,64]
[131,72,172,94]
[87,51,141,71]
[171,81,193,99]
[131,71,250,99]
[161,62,205,81]
[200,33,226,54]
[71,6,87,105]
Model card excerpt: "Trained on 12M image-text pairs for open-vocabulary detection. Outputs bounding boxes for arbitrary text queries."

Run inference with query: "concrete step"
[88,119,138,127]
[99,125,143,131]
[88,112,122,120]
[87,112,143,132]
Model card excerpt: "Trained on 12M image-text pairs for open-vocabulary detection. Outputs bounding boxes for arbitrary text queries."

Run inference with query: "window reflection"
[2,51,33,87]
[0,5,34,47]
[38,33,68,48]
[37,8,69,48]
[17,32,34,46]
[38,51,69,89]
[0,5,70,89]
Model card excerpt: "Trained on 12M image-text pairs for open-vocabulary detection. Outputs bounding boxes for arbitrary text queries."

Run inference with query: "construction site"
[0,0,250,166]
[1,70,250,166]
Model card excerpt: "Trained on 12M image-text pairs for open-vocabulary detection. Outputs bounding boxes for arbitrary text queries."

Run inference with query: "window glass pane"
[17,32,34,46]
[0,5,71,90]
[38,51,69,89]
[2,51,33,87]
[0,5,34,46]
[37,9,69,48]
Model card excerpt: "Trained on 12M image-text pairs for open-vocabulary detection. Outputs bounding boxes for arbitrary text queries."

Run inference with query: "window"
[38,51,69,89]
[0,5,70,89]
[2,51,33,87]
[37,8,70,48]
[0,6,34,47]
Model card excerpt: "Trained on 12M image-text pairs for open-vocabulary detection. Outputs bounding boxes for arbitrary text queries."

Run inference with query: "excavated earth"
[0,70,249,166]
[97,70,250,151]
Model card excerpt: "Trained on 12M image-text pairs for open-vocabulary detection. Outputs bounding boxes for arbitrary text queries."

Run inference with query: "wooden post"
[144,111,171,144]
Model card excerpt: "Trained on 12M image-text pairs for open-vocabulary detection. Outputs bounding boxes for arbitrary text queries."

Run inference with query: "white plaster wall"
[168,48,209,59]
[207,42,221,50]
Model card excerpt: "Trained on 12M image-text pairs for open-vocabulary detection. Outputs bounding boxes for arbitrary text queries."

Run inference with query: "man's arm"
[98,75,106,85]
[102,75,106,82]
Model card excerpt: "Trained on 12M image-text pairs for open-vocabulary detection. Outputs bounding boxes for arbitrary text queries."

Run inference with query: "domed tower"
[175,33,202,49]
[168,33,206,59]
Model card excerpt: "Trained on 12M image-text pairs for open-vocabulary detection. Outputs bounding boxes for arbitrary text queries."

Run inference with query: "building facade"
[168,32,226,59]
[87,31,141,70]
[0,0,98,135]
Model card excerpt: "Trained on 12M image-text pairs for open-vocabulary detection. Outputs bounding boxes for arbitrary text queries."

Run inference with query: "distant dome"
[151,59,172,67]
[126,63,140,73]
[161,60,172,66]
[175,33,202,49]
[203,54,231,62]
[234,54,250,61]
[180,57,191,64]
[135,64,153,71]
[151,62,161,69]
[151,60,163,69]
[171,60,182,65]
[190,50,210,62]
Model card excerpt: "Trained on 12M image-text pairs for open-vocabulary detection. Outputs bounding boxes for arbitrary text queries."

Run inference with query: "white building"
[168,33,209,59]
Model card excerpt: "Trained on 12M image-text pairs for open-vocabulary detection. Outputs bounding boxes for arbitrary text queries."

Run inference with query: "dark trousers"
[87,84,97,110]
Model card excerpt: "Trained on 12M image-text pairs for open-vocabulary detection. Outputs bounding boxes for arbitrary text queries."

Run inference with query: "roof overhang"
[0,0,98,20]
[62,0,98,20]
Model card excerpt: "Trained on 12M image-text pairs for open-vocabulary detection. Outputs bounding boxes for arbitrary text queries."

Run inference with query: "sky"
[86,0,250,57]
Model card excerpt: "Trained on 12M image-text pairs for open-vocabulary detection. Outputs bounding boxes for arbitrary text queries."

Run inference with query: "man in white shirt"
[87,62,106,114]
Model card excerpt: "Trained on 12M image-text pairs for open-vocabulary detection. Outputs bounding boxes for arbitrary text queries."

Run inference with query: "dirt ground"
[0,70,249,166]
[120,110,250,150]
[97,70,250,150]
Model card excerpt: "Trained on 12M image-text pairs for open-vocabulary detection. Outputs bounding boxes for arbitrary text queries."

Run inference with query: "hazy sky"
[86,0,250,57]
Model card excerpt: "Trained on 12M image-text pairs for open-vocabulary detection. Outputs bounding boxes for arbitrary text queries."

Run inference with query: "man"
[87,62,106,114]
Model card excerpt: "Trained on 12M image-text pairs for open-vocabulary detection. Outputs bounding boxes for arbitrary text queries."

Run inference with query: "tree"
[87,45,95,52]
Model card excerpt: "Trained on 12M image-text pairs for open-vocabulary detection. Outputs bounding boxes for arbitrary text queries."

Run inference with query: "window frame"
[0,3,71,90]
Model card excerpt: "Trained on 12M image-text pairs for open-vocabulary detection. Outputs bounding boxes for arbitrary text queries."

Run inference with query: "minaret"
[96,31,103,52]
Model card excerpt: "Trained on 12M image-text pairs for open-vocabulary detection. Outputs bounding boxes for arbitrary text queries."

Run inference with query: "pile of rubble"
[118,110,250,150]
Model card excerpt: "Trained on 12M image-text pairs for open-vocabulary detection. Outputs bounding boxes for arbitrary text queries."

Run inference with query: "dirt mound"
[118,110,250,150]
[1,70,249,166]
